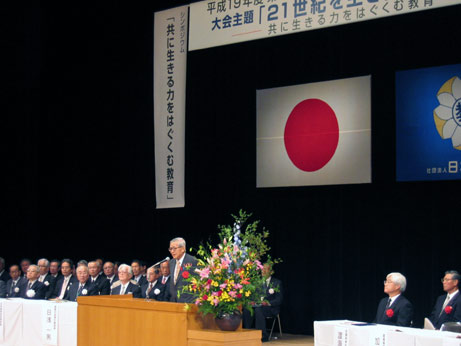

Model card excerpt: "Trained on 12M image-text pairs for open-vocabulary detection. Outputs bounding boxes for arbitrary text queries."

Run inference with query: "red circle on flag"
[284,98,339,172]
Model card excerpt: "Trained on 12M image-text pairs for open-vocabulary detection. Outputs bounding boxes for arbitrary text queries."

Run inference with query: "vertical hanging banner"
[154,6,188,208]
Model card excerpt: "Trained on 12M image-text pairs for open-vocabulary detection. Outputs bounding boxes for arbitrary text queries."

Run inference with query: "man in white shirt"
[110,264,141,298]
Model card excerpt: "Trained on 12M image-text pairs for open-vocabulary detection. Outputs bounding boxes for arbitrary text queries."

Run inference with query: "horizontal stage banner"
[189,0,460,51]
[154,6,188,208]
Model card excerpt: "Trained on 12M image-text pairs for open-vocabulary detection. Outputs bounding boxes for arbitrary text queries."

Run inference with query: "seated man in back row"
[375,272,413,327]
[243,263,283,342]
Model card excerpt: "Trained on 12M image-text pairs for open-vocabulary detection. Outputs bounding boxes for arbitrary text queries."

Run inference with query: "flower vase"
[214,311,242,331]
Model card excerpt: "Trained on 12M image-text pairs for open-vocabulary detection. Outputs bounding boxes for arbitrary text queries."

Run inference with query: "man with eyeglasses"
[37,258,57,299]
[429,270,461,329]
[374,272,413,327]
[166,237,197,303]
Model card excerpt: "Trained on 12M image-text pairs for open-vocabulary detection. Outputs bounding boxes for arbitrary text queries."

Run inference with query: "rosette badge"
[434,76,461,150]
[26,289,36,298]
[82,289,88,295]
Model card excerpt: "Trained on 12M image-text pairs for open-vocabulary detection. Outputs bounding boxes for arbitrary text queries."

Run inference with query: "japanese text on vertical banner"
[189,0,460,50]
[154,6,188,208]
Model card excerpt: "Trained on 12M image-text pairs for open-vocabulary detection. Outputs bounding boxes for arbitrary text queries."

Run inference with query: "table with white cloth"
[0,298,77,346]
[314,320,461,346]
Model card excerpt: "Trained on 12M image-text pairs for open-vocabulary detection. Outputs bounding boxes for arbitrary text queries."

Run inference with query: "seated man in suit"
[64,265,99,301]
[0,280,5,298]
[243,263,283,342]
[0,257,11,283]
[49,259,61,279]
[110,264,142,298]
[21,265,47,299]
[166,237,198,303]
[50,259,78,299]
[429,270,461,329]
[160,261,170,285]
[37,258,56,299]
[6,265,26,297]
[88,261,110,295]
[103,261,118,285]
[141,266,166,300]
[20,258,31,279]
[131,260,147,287]
[375,272,413,327]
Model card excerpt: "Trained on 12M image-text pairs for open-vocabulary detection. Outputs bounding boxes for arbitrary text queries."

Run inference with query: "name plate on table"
[42,302,58,345]
[0,300,4,342]
[369,328,387,346]
[334,326,349,346]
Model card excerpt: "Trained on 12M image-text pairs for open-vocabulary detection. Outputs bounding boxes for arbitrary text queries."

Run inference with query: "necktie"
[59,277,69,299]
[77,284,83,297]
[440,294,451,316]
[28,281,33,289]
[174,261,181,285]
[162,277,166,284]
[120,285,126,295]
[385,298,392,309]
[147,283,153,296]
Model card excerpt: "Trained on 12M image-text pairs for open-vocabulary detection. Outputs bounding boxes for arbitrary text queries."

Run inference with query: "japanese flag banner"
[256,76,371,188]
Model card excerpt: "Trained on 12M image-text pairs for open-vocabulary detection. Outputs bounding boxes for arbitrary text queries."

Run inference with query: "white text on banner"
[154,6,188,208]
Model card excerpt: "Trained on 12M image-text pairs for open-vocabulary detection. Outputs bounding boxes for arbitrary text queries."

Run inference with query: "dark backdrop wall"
[5,2,461,335]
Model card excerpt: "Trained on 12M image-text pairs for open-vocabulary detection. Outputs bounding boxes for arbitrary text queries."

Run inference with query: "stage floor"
[267,334,314,345]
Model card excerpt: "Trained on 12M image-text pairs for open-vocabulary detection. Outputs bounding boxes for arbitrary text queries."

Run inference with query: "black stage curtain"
[5,3,461,335]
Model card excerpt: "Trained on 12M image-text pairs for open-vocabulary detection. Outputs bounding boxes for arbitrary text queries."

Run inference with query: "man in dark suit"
[37,258,57,299]
[429,270,461,329]
[160,261,170,285]
[0,257,11,282]
[88,261,110,295]
[21,265,47,300]
[6,265,26,297]
[49,259,61,279]
[166,237,198,303]
[0,280,6,297]
[141,266,167,300]
[243,263,283,342]
[103,261,118,285]
[50,259,78,299]
[20,258,31,279]
[64,265,99,301]
[110,264,142,298]
[131,260,147,287]
[375,272,413,327]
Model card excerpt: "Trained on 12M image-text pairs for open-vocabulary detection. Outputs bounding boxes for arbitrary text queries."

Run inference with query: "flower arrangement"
[182,210,280,318]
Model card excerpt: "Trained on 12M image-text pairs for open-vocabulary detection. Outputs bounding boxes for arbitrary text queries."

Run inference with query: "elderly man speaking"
[374,272,413,327]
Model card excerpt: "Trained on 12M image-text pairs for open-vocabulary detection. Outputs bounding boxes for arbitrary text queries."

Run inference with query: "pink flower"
[199,267,210,279]
[234,283,243,289]
[229,291,237,298]
[220,283,227,289]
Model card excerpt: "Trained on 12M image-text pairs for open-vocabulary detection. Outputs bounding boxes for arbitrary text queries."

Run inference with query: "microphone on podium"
[152,257,170,267]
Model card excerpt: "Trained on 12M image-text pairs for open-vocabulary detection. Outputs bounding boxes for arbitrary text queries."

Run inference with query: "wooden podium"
[77,295,261,346]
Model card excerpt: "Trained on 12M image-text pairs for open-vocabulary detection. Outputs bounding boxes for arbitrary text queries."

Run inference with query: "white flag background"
[154,6,188,208]
[257,76,371,188]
